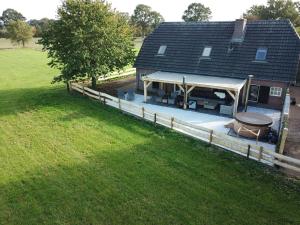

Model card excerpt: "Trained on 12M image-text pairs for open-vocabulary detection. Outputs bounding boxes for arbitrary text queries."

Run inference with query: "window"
[249,85,260,102]
[255,48,268,61]
[202,46,212,57]
[270,87,282,97]
[157,45,167,55]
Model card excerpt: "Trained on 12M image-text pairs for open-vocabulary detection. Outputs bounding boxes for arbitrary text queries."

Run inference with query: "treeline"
[0,9,54,38]
[1,0,300,47]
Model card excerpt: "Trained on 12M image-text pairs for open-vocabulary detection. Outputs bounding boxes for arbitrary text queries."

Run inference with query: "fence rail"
[70,82,300,173]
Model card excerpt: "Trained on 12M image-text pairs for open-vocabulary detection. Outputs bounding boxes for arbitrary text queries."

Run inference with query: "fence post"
[258,146,263,162]
[154,113,157,124]
[247,145,251,159]
[98,92,102,103]
[103,97,106,105]
[209,130,213,144]
[278,128,288,155]
[142,107,145,118]
[82,86,85,96]
[118,98,121,109]
[171,117,174,129]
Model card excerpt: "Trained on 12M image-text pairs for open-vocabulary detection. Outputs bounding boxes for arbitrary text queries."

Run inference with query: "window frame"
[255,48,268,61]
[269,87,282,97]
[157,45,167,56]
[202,46,212,58]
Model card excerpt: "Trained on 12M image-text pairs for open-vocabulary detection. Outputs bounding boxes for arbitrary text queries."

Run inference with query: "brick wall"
[250,79,289,110]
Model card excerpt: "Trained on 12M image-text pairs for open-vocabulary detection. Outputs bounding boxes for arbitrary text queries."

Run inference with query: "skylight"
[202,46,212,57]
[255,48,268,61]
[157,45,167,55]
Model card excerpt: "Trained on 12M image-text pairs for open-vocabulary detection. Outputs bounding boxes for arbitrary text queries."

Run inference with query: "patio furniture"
[188,100,197,110]
[117,90,126,99]
[168,92,177,105]
[126,89,135,101]
[156,89,165,103]
[204,101,219,110]
[220,104,233,116]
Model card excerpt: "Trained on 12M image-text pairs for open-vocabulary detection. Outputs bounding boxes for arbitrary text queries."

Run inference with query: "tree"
[39,0,135,90]
[131,4,164,37]
[182,3,212,22]
[28,18,54,37]
[149,11,164,29]
[1,8,26,27]
[6,20,33,47]
[244,0,300,27]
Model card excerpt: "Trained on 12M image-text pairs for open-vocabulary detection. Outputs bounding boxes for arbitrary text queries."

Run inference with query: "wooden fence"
[70,82,300,173]
[98,68,136,82]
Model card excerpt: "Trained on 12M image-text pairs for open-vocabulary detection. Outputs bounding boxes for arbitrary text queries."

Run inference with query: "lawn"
[0,49,300,225]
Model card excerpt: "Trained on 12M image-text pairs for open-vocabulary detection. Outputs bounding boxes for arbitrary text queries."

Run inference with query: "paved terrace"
[131,94,281,151]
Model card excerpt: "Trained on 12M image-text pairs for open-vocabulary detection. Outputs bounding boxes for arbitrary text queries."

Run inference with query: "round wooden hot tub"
[234,112,273,139]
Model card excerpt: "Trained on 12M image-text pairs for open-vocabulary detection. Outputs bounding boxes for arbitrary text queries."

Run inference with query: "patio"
[131,94,281,151]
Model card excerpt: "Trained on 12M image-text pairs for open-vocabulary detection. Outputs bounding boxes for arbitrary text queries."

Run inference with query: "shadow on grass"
[1,86,300,224]
[1,138,300,225]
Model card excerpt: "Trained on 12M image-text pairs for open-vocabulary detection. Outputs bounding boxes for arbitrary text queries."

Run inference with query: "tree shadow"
[1,139,300,225]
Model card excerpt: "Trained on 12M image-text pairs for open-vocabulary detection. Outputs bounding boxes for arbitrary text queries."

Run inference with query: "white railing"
[70,82,300,173]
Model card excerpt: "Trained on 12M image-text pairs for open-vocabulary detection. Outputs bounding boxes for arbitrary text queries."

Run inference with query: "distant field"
[0,38,143,53]
[0,48,300,225]
[0,38,42,50]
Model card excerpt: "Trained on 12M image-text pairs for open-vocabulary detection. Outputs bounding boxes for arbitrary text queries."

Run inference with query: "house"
[134,19,300,116]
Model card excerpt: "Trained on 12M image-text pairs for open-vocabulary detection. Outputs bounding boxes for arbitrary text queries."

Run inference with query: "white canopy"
[142,71,247,92]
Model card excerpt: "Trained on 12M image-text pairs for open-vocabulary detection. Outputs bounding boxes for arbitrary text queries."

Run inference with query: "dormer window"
[255,48,268,61]
[157,45,167,55]
[202,46,212,57]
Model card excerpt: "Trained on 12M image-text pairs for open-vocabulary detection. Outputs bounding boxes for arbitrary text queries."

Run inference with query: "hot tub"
[234,112,273,139]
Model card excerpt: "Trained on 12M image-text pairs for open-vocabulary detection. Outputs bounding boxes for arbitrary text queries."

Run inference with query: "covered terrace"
[142,71,252,117]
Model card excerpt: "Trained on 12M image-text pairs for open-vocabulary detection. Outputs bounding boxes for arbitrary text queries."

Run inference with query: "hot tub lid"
[235,112,273,127]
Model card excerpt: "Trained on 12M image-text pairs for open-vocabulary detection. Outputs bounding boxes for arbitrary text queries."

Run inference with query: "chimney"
[231,19,247,43]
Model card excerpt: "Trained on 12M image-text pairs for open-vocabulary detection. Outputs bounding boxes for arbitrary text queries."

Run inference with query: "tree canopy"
[1,8,26,27]
[244,0,300,27]
[28,18,55,37]
[131,4,164,37]
[182,3,212,22]
[6,20,33,47]
[39,0,136,89]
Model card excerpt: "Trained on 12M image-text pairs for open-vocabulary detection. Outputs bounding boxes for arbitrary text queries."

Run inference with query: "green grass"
[0,49,300,225]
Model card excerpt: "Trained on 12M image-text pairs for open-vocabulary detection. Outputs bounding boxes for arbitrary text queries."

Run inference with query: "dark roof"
[134,20,300,83]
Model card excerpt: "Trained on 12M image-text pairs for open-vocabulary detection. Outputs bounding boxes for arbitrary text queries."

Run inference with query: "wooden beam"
[278,128,288,155]
[146,81,152,88]
[177,84,184,92]
[244,75,254,112]
[186,86,195,95]
[144,81,148,103]
[233,90,240,116]
[226,90,236,100]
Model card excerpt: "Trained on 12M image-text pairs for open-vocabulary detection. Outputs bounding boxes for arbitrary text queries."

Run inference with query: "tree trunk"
[22,40,25,48]
[92,76,97,90]
[66,81,70,93]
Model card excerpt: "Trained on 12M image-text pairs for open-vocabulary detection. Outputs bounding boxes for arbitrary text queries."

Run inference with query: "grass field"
[0,49,300,225]
[0,37,143,52]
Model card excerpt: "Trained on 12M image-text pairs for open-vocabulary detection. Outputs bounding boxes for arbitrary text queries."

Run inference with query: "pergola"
[142,71,251,116]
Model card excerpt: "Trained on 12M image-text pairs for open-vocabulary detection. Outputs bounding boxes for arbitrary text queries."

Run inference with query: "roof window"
[255,48,268,61]
[157,45,167,55]
[202,46,212,57]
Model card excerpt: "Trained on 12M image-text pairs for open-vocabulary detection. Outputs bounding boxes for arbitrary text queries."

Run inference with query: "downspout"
[244,75,254,112]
